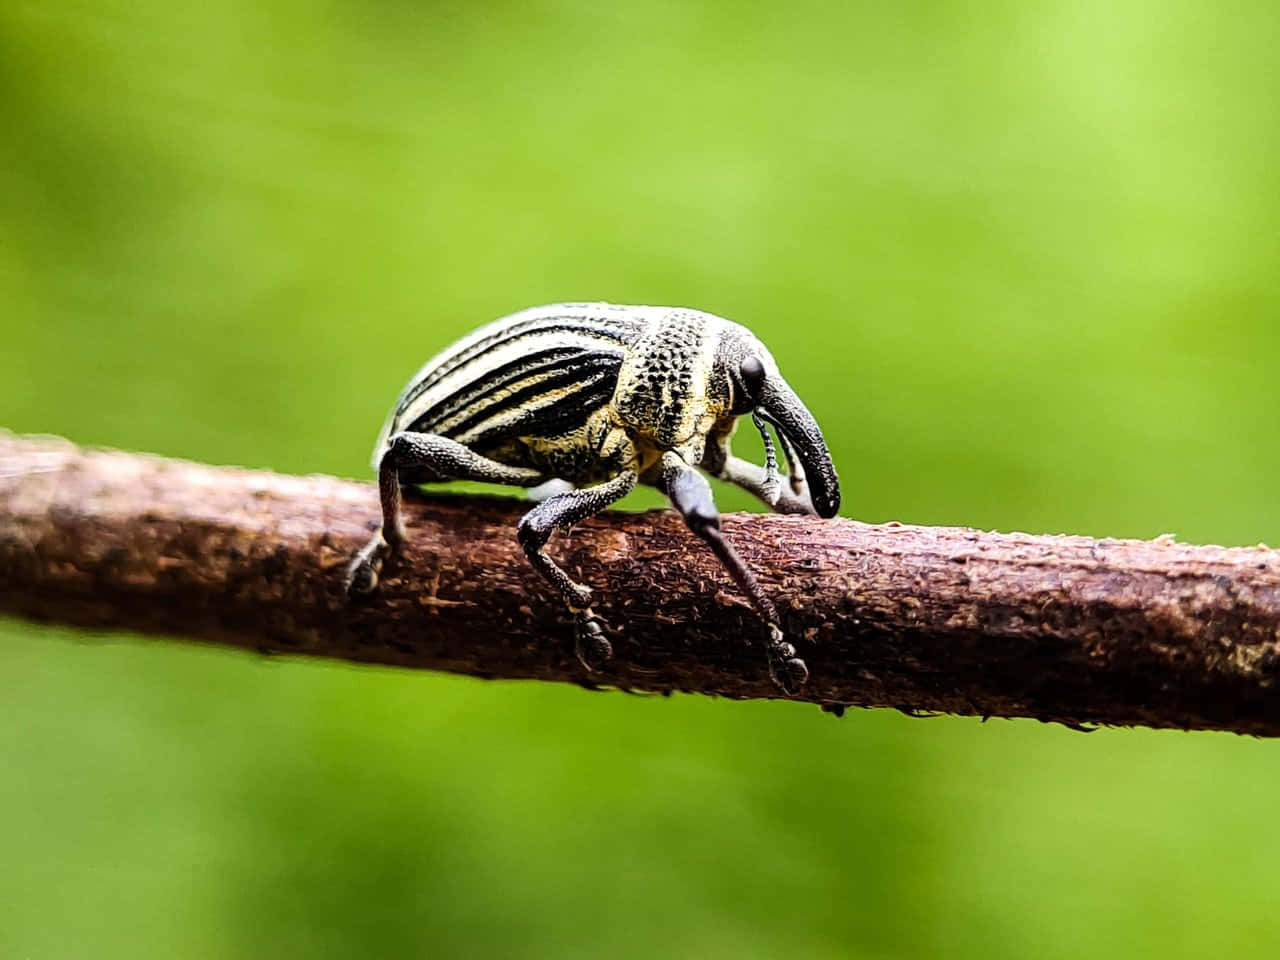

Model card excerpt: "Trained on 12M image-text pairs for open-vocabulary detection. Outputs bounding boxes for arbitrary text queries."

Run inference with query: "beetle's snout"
[756,378,841,518]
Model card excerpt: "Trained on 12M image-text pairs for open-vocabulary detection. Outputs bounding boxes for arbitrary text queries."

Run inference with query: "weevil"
[346,303,840,693]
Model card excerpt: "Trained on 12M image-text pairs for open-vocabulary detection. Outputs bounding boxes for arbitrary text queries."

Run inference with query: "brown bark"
[2,430,1280,734]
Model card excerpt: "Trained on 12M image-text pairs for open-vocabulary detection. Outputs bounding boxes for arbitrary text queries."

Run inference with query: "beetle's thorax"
[611,309,732,455]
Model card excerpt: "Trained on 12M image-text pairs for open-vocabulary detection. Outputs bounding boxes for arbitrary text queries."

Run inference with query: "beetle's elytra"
[346,302,840,693]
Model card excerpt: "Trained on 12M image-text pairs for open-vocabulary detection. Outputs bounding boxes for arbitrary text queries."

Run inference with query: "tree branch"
[3,430,1280,734]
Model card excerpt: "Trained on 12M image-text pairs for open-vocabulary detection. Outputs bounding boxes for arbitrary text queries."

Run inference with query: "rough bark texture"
[3,431,1280,733]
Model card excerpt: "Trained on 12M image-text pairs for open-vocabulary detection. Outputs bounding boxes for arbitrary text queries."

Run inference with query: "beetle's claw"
[766,627,808,694]
[769,655,809,695]
[345,553,384,594]
[346,561,378,594]
[574,611,613,673]
[346,537,390,595]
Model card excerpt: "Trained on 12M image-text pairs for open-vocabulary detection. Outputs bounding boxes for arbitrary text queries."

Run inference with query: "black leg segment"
[517,470,638,673]
[346,431,547,594]
[660,451,808,694]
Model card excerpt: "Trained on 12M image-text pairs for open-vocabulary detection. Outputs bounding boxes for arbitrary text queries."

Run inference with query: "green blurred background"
[3,1,1279,956]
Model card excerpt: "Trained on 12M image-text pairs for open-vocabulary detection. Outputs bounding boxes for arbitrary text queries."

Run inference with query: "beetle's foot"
[574,610,613,673]
[769,653,809,695]
[766,627,809,695]
[345,537,390,595]
[771,485,817,516]
[345,555,381,594]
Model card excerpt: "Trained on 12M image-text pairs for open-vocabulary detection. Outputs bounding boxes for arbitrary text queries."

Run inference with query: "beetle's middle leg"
[660,450,809,694]
[346,431,547,594]
[516,469,637,672]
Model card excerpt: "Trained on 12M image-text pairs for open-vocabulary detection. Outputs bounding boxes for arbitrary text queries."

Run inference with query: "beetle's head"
[718,329,841,518]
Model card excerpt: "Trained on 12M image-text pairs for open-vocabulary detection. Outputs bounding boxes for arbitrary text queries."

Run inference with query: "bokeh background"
[3,1,1280,956]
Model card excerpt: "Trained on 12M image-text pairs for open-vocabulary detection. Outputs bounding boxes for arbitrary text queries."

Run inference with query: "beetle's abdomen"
[411,346,621,446]
[374,305,649,464]
[614,310,725,449]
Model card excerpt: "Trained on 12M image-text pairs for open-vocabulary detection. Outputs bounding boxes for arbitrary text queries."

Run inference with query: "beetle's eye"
[739,355,766,402]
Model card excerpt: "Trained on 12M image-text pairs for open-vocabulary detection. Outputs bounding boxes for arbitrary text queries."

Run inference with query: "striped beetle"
[346,303,840,693]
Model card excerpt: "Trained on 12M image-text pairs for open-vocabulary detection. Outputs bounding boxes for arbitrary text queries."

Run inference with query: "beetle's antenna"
[752,413,782,505]
[776,430,807,495]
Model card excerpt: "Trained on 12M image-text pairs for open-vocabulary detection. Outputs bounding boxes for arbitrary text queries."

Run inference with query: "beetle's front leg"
[516,469,638,672]
[701,431,815,516]
[346,431,547,593]
[659,451,808,694]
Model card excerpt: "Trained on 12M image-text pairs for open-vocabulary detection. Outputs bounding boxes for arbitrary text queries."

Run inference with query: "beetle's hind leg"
[346,431,547,594]
[516,470,638,672]
[660,451,808,694]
